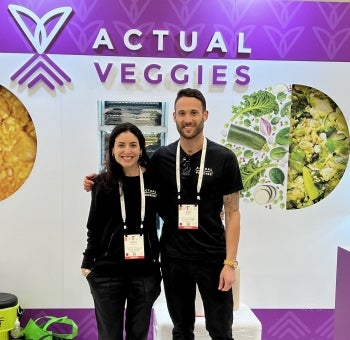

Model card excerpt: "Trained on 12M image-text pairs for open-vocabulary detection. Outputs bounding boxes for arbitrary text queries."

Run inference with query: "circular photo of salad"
[221,84,350,210]
[0,85,37,201]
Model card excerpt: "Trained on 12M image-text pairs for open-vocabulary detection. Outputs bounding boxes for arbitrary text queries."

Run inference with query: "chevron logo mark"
[8,4,73,90]
[76,313,98,339]
[314,314,334,338]
[11,53,71,90]
[267,311,311,338]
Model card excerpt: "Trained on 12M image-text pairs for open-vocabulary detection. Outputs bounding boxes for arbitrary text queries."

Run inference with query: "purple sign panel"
[1,0,350,61]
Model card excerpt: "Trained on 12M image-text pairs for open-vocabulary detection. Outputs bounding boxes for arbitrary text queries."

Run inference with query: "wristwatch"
[223,259,238,269]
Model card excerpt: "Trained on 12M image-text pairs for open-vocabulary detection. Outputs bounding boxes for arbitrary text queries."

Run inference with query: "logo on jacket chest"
[195,167,213,176]
[145,189,157,197]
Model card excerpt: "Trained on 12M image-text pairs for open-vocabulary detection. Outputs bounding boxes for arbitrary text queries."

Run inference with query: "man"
[84,88,243,339]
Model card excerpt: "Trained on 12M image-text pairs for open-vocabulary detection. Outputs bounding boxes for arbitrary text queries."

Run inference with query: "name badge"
[178,204,198,230]
[124,234,145,259]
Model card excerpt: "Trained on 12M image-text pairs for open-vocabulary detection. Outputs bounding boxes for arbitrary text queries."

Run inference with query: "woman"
[81,122,161,340]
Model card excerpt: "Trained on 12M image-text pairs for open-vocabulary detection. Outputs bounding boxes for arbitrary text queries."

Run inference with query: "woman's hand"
[81,268,91,277]
[83,173,97,192]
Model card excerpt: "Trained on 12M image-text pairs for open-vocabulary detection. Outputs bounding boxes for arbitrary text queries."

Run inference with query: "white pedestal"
[153,303,262,340]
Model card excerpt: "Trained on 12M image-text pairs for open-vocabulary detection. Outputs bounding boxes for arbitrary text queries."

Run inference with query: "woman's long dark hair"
[100,122,150,190]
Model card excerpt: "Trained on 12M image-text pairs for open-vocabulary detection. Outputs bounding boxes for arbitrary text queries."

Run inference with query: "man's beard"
[176,121,204,139]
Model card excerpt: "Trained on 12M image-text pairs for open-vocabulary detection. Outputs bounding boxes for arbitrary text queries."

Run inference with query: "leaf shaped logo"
[118,0,153,25]
[264,26,304,58]
[267,0,303,29]
[217,0,255,25]
[8,5,73,54]
[313,27,350,59]
[168,0,203,26]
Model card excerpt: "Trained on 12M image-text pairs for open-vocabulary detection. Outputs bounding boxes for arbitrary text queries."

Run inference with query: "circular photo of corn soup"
[0,85,37,201]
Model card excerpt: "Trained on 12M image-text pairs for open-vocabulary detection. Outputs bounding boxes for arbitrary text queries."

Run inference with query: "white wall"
[1,54,349,309]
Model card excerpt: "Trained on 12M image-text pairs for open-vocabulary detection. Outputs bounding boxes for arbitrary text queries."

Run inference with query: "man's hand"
[84,173,97,192]
[218,265,236,291]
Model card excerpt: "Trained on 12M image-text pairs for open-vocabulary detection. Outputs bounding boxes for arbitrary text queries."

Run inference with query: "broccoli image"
[231,90,280,121]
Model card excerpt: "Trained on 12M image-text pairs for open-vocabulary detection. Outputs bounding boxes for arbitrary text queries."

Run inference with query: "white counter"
[153,302,262,340]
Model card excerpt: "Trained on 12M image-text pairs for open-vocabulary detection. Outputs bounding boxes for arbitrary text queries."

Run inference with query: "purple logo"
[8,5,73,90]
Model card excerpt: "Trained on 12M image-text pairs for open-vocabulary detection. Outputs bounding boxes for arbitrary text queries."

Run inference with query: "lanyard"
[176,137,207,202]
[119,166,145,234]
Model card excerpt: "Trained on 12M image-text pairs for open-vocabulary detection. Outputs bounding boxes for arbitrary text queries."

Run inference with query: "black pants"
[161,258,234,340]
[87,272,161,340]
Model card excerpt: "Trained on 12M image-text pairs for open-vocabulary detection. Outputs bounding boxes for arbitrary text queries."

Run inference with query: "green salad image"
[221,84,350,210]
